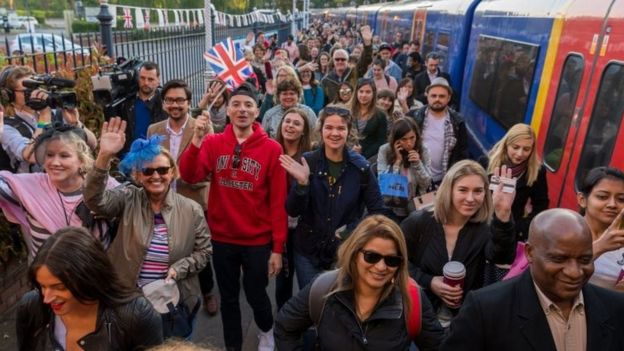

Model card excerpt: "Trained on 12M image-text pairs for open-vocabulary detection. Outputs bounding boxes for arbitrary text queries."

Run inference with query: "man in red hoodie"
[179,83,287,351]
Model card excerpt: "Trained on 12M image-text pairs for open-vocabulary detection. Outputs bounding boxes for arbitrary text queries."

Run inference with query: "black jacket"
[441,271,624,351]
[400,210,516,310]
[408,106,469,172]
[478,158,549,240]
[275,281,444,351]
[117,92,167,153]
[287,148,386,268]
[413,69,452,105]
[16,290,163,351]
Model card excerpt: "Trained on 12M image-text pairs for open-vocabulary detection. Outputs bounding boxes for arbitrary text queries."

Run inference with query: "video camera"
[22,75,77,110]
[91,58,144,117]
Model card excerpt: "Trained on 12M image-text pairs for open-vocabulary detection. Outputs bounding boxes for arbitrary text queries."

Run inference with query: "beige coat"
[147,117,210,210]
[84,167,212,305]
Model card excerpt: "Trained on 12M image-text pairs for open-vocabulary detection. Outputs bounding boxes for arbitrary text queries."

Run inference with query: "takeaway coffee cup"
[442,261,466,289]
[443,261,466,308]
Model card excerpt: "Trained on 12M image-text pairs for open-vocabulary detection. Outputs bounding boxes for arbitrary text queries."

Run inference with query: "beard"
[429,103,447,112]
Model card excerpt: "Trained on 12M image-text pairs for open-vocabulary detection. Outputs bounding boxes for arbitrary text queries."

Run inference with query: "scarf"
[504,160,528,179]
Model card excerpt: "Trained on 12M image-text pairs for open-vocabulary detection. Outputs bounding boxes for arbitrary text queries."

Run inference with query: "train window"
[574,63,624,189]
[543,54,584,171]
[468,35,539,129]
[436,33,450,72]
[422,31,435,58]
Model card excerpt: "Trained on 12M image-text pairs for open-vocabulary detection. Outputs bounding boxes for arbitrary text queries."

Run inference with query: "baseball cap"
[378,43,392,52]
[426,77,453,95]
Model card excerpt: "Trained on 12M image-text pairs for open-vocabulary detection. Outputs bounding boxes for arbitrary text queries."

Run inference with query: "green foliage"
[72,19,99,33]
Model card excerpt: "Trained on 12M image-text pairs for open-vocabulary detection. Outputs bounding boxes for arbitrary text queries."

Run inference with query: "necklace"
[56,189,83,226]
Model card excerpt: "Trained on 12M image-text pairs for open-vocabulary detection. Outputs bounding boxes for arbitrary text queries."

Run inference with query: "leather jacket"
[16,290,163,351]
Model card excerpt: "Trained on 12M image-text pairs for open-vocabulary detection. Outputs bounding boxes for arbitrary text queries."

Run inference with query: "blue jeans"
[294,251,324,289]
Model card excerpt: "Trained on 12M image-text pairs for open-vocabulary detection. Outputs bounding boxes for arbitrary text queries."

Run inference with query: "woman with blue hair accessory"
[84,117,212,339]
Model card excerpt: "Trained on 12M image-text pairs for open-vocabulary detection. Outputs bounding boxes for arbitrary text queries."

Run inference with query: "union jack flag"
[123,8,133,29]
[203,38,253,90]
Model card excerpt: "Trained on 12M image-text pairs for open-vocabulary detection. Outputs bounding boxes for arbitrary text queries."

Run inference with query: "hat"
[425,77,453,95]
[378,43,392,52]
[230,82,258,105]
[142,279,180,314]
[33,122,89,166]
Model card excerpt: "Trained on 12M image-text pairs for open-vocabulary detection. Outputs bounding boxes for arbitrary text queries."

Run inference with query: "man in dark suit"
[441,208,624,351]
[413,52,452,105]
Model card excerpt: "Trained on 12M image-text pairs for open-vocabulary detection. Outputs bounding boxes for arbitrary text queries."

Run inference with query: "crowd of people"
[1,17,624,351]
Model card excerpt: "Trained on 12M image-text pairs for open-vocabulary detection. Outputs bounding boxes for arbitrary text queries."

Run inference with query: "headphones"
[0,66,17,105]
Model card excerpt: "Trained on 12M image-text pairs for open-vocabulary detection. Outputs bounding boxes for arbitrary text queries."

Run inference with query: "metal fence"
[1,16,304,106]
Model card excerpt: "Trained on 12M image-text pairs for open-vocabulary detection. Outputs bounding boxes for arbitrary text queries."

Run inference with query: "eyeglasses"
[333,57,347,62]
[164,97,189,105]
[339,89,352,94]
[141,166,171,176]
[232,144,242,168]
[324,105,351,118]
[360,250,403,268]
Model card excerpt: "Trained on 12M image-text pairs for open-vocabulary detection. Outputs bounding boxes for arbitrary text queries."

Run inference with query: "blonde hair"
[434,160,493,224]
[147,340,217,351]
[333,215,413,320]
[43,132,94,175]
[275,65,299,84]
[487,123,540,186]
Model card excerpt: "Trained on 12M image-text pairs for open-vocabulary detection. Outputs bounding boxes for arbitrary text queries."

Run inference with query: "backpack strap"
[407,278,422,339]
[385,74,391,86]
[308,269,339,326]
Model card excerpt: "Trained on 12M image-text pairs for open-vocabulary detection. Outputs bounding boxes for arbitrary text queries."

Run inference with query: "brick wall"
[0,259,29,314]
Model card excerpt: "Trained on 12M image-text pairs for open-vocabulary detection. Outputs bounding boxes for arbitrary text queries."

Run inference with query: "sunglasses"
[232,144,242,168]
[339,88,352,94]
[360,250,403,268]
[142,166,171,176]
[333,57,347,62]
[324,105,351,118]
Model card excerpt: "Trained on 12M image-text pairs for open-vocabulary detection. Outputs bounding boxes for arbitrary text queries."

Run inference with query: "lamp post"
[96,0,114,57]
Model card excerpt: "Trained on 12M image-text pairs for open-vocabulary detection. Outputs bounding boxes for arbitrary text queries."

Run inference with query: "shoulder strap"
[385,74,390,85]
[407,278,422,339]
[5,116,33,137]
[309,269,339,326]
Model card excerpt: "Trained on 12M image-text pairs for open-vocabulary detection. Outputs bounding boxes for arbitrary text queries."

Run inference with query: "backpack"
[0,116,34,172]
[308,269,422,340]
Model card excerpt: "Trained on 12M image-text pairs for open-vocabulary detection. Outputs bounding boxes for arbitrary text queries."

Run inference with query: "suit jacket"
[440,270,624,351]
[147,117,209,210]
[413,69,452,105]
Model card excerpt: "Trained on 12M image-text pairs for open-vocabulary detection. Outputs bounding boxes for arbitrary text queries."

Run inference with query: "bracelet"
[37,121,50,129]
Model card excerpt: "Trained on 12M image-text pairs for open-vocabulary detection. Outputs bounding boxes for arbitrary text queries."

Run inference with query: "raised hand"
[98,117,127,158]
[265,79,276,95]
[491,165,516,222]
[360,25,373,45]
[62,107,80,126]
[279,154,310,186]
[593,208,624,258]
[407,149,421,163]
[192,111,213,147]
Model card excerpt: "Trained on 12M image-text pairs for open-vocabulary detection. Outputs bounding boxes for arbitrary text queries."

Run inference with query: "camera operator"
[0,66,96,173]
[117,61,167,155]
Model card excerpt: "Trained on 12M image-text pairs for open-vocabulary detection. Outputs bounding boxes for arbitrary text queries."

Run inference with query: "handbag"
[379,172,409,209]
[141,279,201,338]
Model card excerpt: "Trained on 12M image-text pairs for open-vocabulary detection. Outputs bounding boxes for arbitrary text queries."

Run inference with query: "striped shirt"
[138,214,170,287]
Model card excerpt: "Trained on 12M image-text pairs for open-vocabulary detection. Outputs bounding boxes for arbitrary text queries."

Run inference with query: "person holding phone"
[376,118,432,222]
[579,167,624,291]
[195,80,229,133]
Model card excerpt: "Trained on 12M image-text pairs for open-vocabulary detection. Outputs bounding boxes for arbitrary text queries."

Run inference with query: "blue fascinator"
[118,135,165,174]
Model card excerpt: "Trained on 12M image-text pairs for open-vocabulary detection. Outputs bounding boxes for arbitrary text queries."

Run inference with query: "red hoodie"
[178,122,287,253]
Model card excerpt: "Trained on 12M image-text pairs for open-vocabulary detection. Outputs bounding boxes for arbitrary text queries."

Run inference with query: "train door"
[540,1,624,208]
[411,9,427,44]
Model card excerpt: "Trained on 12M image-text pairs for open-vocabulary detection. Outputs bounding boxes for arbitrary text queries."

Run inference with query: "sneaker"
[258,328,275,351]
[203,293,219,316]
